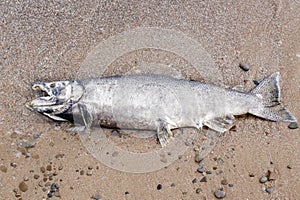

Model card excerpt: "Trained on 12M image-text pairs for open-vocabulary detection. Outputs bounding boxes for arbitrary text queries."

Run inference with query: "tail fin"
[249,72,297,122]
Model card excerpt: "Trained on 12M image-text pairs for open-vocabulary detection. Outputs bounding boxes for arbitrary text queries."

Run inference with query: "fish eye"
[50,83,55,88]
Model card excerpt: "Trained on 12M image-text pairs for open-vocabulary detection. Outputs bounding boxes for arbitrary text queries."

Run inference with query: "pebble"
[200,177,207,182]
[16,138,36,148]
[92,194,102,200]
[196,188,202,193]
[253,80,260,86]
[38,181,45,187]
[206,170,212,174]
[197,168,205,173]
[33,133,40,139]
[288,122,298,129]
[192,178,198,184]
[260,176,268,183]
[239,63,250,71]
[157,184,162,190]
[125,191,129,195]
[221,179,228,185]
[249,173,255,177]
[10,162,17,168]
[19,181,28,192]
[33,174,40,179]
[0,165,8,173]
[54,191,61,197]
[46,165,52,171]
[86,171,93,176]
[214,189,226,199]
[266,187,273,194]
[194,151,203,163]
[40,166,46,173]
[170,183,176,187]
[228,183,234,187]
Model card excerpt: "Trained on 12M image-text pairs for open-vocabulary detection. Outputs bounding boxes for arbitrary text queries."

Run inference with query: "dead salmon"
[26,72,297,146]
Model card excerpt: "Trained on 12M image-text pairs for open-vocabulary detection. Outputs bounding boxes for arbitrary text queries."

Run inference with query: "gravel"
[260,176,268,183]
[197,168,205,173]
[288,122,299,129]
[239,63,250,71]
[214,189,226,199]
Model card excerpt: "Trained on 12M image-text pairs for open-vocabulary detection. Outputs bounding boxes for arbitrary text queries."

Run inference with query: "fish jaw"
[26,80,84,119]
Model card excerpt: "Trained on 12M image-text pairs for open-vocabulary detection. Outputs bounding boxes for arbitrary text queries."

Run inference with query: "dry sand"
[1,1,299,199]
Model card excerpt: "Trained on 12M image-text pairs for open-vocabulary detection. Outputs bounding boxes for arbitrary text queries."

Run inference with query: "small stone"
[253,80,260,86]
[200,177,207,182]
[206,170,212,174]
[38,181,44,187]
[19,181,28,192]
[86,171,92,176]
[45,182,51,187]
[266,187,273,194]
[196,188,202,193]
[54,191,61,197]
[288,122,298,129]
[0,165,8,173]
[170,183,176,187]
[261,186,266,192]
[197,168,205,173]
[33,133,40,139]
[214,189,226,199]
[10,162,17,168]
[46,165,52,171]
[228,183,234,187]
[23,176,29,181]
[47,192,53,198]
[157,184,162,190]
[80,170,84,175]
[55,153,65,159]
[125,191,129,195]
[33,174,40,179]
[260,176,268,183]
[239,63,250,71]
[221,179,228,185]
[92,194,102,200]
[249,173,255,177]
[16,139,36,148]
[287,165,292,169]
[192,178,198,184]
[58,165,63,170]
[40,166,46,173]
[194,151,203,163]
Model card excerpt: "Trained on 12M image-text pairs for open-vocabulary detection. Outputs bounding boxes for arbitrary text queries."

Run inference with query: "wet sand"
[1,1,299,199]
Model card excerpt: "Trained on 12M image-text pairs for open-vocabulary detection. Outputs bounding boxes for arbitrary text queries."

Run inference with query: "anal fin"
[203,116,234,133]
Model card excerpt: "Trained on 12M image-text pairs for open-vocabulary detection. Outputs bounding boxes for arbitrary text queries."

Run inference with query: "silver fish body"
[26,73,297,146]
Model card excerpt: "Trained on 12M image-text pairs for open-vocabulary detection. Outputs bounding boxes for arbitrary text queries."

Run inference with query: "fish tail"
[249,72,297,122]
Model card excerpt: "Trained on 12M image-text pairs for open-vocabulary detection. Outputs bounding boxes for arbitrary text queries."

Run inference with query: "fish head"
[26,80,84,121]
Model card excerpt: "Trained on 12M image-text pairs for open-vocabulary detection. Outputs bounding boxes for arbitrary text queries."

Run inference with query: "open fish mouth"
[26,81,84,117]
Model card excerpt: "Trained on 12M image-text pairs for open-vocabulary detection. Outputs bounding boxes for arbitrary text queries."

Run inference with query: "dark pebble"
[239,63,250,71]
[19,181,28,192]
[214,189,226,199]
[157,184,162,190]
[197,168,205,173]
[40,166,46,173]
[228,183,234,187]
[253,80,260,86]
[47,192,53,198]
[200,177,207,182]
[249,173,255,177]
[192,178,198,184]
[288,122,299,129]
[196,188,202,193]
[170,183,176,187]
[206,170,212,174]
[33,133,40,139]
[125,191,129,195]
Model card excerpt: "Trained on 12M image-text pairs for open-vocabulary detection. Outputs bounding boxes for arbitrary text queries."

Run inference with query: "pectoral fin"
[203,116,234,133]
